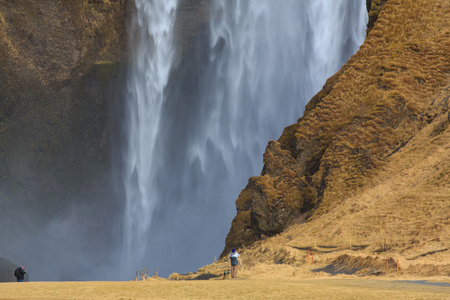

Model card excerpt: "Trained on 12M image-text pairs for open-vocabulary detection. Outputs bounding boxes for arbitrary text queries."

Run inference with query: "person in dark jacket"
[14,265,26,282]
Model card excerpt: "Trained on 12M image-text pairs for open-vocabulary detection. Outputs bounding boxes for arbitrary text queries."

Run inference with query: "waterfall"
[200,0,368,178]
[121,0,367,277]
[122,0,178,269]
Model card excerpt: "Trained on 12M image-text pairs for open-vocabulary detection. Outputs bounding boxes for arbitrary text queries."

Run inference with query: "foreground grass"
[0,278,449,300]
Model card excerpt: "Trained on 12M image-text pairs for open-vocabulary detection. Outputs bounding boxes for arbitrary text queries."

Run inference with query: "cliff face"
[222,0,449,258]
[366,0,389,35]
[0,1,135,279]
[0,0,130,223]
[0,0,128,84]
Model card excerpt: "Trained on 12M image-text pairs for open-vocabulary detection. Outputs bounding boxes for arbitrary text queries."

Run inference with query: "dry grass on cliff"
[283,0,450,264]
[306,0,450,198]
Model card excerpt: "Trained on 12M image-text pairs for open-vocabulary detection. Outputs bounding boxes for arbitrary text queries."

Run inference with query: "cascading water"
[122,0,178,271]
[121,0,367,277]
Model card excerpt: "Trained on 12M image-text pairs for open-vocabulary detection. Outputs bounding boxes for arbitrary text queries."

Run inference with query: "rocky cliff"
[0,0,130,222]
[221,0,449,272]
[0,1,133,272]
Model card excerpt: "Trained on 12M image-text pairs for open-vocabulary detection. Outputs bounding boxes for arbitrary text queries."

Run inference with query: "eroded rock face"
[0,257,18,282]
[223,140,318,256]
[366,0,389,35]
[0,0,130,227]
[0,0,129,84]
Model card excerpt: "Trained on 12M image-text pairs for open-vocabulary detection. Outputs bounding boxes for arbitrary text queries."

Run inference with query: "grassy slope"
[189,0,449,279]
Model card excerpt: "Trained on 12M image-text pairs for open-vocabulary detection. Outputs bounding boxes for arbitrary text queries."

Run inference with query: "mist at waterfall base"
[119,0,368,279]
[0,176,123,281]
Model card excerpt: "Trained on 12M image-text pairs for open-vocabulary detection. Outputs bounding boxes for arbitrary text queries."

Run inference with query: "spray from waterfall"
[121,0,367,277]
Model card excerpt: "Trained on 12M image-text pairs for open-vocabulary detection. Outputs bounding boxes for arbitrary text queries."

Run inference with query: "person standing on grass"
[230,249,240,278]
[14,265,26,282]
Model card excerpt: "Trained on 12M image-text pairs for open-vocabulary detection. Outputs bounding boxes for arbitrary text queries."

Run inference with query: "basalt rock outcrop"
[221,0,449,257]
[0,257,18,282]
[366,0,389,35]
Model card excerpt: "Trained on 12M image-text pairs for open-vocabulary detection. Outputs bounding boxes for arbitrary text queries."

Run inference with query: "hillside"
[174,0,449,279]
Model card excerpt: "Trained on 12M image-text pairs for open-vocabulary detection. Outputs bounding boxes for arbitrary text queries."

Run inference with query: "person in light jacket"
[230,249,240,278]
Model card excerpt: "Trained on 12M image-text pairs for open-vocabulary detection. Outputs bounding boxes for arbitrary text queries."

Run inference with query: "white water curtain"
[122,0,178,269]
[121,0,367,277]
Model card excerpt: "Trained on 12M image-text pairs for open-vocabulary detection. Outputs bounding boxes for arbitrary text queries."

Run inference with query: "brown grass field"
[0,277,449,300]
